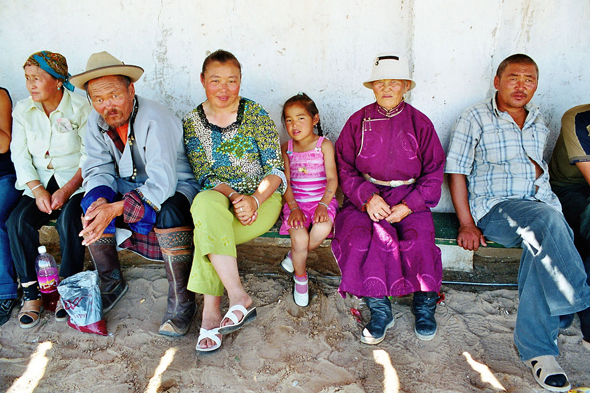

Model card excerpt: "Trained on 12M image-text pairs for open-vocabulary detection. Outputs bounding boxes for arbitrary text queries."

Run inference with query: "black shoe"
[579,306,590,350]
[412,291,438,341]
[0,298,18,326]
[361,297,394,345]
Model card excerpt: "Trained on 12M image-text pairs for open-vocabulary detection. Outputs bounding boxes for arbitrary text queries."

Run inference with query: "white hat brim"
[70,65,144,91]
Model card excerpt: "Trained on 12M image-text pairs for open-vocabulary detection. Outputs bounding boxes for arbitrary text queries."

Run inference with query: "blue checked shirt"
[445,96,562,223]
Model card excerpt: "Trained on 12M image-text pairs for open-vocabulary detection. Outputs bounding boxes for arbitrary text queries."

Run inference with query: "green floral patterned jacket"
[183,98,286,194]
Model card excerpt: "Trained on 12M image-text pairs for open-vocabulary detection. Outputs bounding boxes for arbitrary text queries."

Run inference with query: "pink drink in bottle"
[35,246,60,312]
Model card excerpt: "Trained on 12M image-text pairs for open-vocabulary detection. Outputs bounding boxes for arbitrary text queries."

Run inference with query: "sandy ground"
[0,242,589,393]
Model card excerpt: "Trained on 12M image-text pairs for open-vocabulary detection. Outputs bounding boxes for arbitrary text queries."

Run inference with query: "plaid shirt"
[445,95,562,223]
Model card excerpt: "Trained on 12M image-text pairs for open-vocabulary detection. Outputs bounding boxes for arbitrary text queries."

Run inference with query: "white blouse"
[11,89,92,197]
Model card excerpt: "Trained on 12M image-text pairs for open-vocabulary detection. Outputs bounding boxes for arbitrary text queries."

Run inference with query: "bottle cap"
[38,246,47,254]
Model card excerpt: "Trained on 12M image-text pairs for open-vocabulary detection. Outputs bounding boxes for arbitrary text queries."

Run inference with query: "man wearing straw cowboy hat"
[70,52,198,337]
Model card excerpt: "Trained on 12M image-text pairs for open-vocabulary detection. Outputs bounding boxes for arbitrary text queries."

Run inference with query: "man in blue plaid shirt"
[446,54,590,392]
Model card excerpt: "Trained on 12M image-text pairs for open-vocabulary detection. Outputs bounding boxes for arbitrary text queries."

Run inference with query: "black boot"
[579,306,590,350]
[155,227,196,337]
[361,297,394,345]
[412,291,438,341]
[88,234,128,313]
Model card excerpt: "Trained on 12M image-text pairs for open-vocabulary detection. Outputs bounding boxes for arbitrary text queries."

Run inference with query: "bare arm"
[448,173,487,250]
[0,90,12,154]
[576,162,590,186]
[51,168,83,210]
[314,139,338,224]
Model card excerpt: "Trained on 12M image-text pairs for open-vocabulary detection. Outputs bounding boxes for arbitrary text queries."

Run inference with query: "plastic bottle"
[35,246,60,312]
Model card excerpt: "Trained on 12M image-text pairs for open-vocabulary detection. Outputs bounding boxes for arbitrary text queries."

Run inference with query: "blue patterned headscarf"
[24,51,75,91]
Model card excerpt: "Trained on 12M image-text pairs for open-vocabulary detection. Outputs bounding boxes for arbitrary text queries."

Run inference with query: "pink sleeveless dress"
[279,136,338,235]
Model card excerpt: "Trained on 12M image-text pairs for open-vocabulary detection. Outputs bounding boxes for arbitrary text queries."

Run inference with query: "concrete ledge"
[41,225,477,273]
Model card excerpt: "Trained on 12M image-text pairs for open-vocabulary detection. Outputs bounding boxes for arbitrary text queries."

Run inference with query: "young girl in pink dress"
[279,93,338,307]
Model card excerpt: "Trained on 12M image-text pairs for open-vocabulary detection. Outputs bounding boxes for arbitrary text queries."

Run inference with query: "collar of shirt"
[24,88,73,118]
[491,93,541,129]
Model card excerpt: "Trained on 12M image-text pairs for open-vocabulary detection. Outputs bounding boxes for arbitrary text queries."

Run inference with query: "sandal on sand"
[19,299,43,329]
[55,299,68,322]
[526,355,571,392]
[280,252,294,274]
[196,328,222,352]
[218,305,257,335]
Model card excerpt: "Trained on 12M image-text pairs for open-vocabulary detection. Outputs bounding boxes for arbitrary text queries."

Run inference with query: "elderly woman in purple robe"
[332,53,445,344]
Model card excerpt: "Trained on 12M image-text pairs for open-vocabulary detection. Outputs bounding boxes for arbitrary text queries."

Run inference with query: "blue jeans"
[478,200,590,361]
[0,174,21,299]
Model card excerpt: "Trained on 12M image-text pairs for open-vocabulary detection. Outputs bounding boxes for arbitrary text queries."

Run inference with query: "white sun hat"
[363,53,416,91]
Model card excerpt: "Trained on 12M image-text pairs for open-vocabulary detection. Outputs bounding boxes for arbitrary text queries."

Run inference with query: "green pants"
[188,190,282,296]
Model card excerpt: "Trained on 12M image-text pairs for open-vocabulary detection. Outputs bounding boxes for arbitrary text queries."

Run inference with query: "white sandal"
[196,328,222,352]
[293,275,309,307]
[526,355,571,392]
[218,305,257,335]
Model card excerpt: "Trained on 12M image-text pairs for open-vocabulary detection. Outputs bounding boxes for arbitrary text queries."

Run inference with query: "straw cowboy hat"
[363,53,416,91]
[70,51,144,90]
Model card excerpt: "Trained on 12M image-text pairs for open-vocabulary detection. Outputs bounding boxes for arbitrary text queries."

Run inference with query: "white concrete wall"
[2,0,589,212]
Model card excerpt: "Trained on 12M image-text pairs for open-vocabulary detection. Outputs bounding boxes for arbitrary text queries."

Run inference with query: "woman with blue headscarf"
[7,51,91,328]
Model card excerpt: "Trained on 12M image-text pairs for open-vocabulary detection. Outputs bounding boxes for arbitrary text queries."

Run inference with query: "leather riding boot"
[361,297,394,345]
[155,226,196,337]
[412,291,438,341]
[88,234,128,314]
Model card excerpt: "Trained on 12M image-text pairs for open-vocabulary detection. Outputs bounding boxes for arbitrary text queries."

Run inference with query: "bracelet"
[228,192,238,199]
[290,206,301,212]
[252,195,260,210]
[362,192,379,212]
[318,202,329,208]
[31,184,43,192]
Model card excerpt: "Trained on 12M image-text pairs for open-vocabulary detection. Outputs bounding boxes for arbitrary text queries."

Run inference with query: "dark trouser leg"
[7,196,53,283]
[412,291,438,340]
[87,234,128,313]
[55,193,85,278]
[155,193,195,336]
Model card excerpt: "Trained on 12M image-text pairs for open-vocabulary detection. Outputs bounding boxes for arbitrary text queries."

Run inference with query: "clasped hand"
[231,193,258,226]
[79,198,124,246]
[33,186,72,214]
[366,195,411,224]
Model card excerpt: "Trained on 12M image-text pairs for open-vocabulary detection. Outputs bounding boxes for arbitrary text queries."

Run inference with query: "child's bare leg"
[308,221,333,251]
[289,227,309,276]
